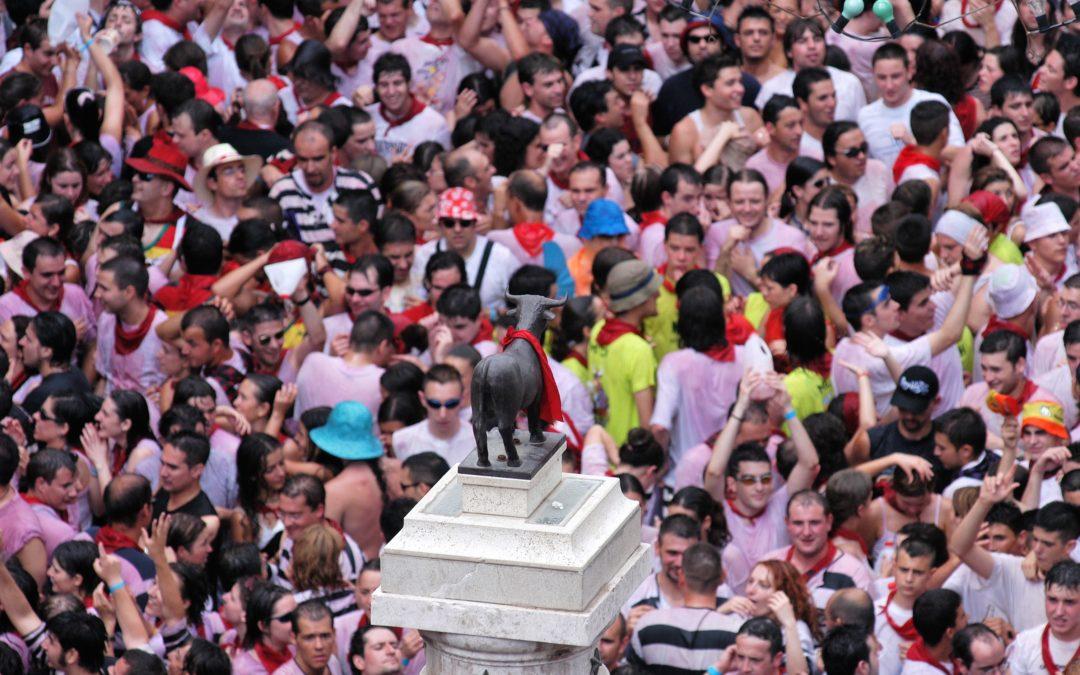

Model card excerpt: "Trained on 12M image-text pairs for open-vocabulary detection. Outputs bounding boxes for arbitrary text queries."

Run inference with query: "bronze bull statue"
[471,293,566,467]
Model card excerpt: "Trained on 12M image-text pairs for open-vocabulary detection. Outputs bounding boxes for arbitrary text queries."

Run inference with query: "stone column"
[372,431,650,674]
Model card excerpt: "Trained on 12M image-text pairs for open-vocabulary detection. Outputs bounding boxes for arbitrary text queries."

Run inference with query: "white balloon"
[47,0,91,48]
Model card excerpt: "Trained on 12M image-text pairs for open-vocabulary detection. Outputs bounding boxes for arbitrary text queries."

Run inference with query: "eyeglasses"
[426,398,461,410]
[840,143,869,159]
[345,287,379,298]
[861,285,891,315]
[272,611,295,623]
[440,218,475,230]
[256,329,287,346]
[736,474,773,486]
[686,34,720,44]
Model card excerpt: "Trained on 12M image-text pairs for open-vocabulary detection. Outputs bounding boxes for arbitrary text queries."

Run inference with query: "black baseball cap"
[890,365,939,413]
[608,44,648,71]
[6,105,51,150]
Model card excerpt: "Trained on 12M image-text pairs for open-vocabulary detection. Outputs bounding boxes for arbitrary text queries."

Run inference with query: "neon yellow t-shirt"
[561,356,590,387]
[588,320,658,446]
[784,367,835,420]
[989,233,1023,265]
[643,273,732,362]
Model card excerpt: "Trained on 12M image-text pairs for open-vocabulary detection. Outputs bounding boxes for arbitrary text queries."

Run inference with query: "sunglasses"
[345,287,379,298]
[426,398,461,410]
[736,474,773,486]
[134,171,161,182]
[272,611,295,623]
[810,177,830,189]
[840,143,869,159]
[37,410,60,423]
[686,34,719,44]
[256,329,287,346]
[440,218,475,230]
[862,285,891,315]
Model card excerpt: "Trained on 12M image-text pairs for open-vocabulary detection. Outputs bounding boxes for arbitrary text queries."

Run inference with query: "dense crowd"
[0,0,1076,672]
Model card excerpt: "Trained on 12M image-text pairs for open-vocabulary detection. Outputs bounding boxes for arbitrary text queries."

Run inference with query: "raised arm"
[928,223,988,356]
[326,0,366,58]
[291,277,326,362]
[1020,445,1069,511]
[145,515,187,625]
[632,92,668,169]
[0,533,43,637]
[766,371,818,493]
[949,465,1018,579]
[93,547,150,649]
[457,0,513,71]
[704,372,759,499]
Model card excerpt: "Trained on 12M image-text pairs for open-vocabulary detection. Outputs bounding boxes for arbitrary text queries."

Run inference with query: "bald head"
[825,588,875,632]
[245,79,280,124]
[104,474,153,528]
[508,169,547,213]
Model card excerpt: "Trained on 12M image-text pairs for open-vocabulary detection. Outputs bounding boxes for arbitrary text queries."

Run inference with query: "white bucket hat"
[194,143,263,207]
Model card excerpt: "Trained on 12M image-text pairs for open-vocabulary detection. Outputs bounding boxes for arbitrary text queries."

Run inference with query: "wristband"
[960,254,987,276]
[402,658,410,666]
[707,667,722,675]
[108,581,125,593]
[784,409,797,421]
[79,38,94,53]
[730,414,743,422]
[295,295,311,305]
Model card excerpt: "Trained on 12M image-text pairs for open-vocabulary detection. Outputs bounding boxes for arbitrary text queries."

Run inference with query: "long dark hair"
[236,433,283,543]
[808,186,854,246]
[111,389,156,450]
[784,296,828,368]
[677,286,727,352]
[779,157,826,220]
[241,582,290,649]
[551,296,597,362]
[670,487,731,548]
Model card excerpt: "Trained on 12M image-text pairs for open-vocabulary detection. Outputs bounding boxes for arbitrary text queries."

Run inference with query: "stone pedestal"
[372,432,649,674]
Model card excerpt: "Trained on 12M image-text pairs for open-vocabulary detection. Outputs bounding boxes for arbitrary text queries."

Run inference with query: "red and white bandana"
[437,187,479,221]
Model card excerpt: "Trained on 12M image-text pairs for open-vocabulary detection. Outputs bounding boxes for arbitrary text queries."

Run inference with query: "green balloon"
[842,0,864,17]
[872,0,894,21]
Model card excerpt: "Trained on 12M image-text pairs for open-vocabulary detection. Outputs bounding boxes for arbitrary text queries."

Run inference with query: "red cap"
[180,67,226,108]
[125,137,191,190]
[963,190,1011,230]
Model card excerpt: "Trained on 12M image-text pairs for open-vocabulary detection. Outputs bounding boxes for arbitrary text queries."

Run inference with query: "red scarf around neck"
[639,211,667,230]
[596,318,641,347]
[14,280,62,313]
[268,22,299,46]
[701,342,735,362]
[472,316,494,345]
[95,525,140,553]
[882,590,919,640]
[811,240,853,266]
[763,306,785,343]
[115,305,158,356]
[21,493,68,522]
[419,33,454,46]
[253,642,292,674]
[904,639,951,675]
[982,314,1031,342]
[727,313,755,346]
[142,10,193,40]
[513,222,555,258]
[786,540,838,581]
[726,498,764,524]
[501,328,564,423]
[143,207,187,227]
[382,97,426,129]
[892,146,942,184]
[1041,624,1080,675]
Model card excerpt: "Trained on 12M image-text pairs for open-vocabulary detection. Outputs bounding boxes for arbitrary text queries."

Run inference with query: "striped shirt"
[268,168,377,253]
[627,607,743,675]
[268,525,366,591]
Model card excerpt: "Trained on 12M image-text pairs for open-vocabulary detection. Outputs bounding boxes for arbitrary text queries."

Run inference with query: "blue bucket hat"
[308,401,384,461]
[579,199,629,240]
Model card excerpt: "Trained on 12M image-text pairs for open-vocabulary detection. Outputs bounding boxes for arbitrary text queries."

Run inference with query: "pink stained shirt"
[744,148,790,195]
[651,344,774,469]
[704,219,810,297]
[722,485,791,595]
[0,284,97,343]
[635,222,668,269]
[0,494,44,562]
[26,501,82,559]
[850,159,894,238]
[764,544,876,609]
[322,312,352,355]
[815,246,861,305]
[831,334,933,416]
[95,309,168,394]
[959,381,1062,437]
[486,226,583,266]
[293,353,384,421]
[1033,329,1066,376]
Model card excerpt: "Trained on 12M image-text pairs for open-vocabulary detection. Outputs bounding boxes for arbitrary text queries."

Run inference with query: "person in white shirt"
[191,144,262,242]
[900,589,967,675]
[391,364,475,465]
[1008,560,1080,675]
[875,537,942,675]
[366,52,450,161]
[952,624,1008,675]
[644,6,689,79]
[140,0,200,72]
[857,42,964,172]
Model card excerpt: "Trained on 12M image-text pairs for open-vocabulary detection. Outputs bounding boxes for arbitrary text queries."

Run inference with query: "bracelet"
[784,409,797,421]
[960,254,987,276]
[730,414,743,422]
[402,658,410,666]
[707,667,722,675]
[108,581,125,593]
[79,38,94,53]
[295,295,311,305]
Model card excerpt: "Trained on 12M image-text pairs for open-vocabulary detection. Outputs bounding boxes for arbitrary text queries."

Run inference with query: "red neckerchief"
[801,352,833,380]
[420,33,454,46]
[513,222,555,258]
[268,75,289,90]
[110,444,128,477]
[402,302,434,323]
[501,328,564,423]
[882,484,919,520]
[14,280,63,313]
[325,518,346,538]
[961,0,1004,27]
[83,595,95,609]
[1042,624,1080,675]
[566,350,587,368]
[763,306,785,343]
[726,498,764,524]
[882,590,919,640]
[381,97,426,129]
[1017,378,1039,403]
[115,305,158,356]
[155,274,217,312]
[810,240,853,266]
[21,493,68,522]
[144,207,187,227]
[834,527,870,556]
[549,170,571,190]
[786,540,838,581]
[253,642,292,674]
[142,10,193,40]
[596,319,641,347]
[640,211,667,230]
[890,327,921,342]
[95,525,140,553]
[702,341,735,362]
[472,316,494,345]
[892,146,942,184]
[905,639,951,675]
[727,313,755,346]
[658,263,696,293]
[299,91,343,114]
[982,314,1031,342]
[10,369,28,394]
[268,22,299,46]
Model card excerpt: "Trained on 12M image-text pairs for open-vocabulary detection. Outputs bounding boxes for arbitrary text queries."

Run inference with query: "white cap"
[935,209,980,244]
[989,264,1038,319]
[1021,201,1070,243]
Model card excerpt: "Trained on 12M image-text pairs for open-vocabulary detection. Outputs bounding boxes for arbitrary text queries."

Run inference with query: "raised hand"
[718,596,756,616]
[892,453,934,483]
[767,591,797,626]
[93,545,123,587]
[273,383,298,413]
[836,359,869,380]
[962,221,989,260]
[980,464,1019,504]
[81,424,109,471]
[852,331,890,359]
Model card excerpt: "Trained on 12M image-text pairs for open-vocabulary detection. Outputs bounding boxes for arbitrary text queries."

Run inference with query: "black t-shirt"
[217,125,290,160]
[650,70,762,138]
[22,369,91,415]
[152,489,217,520]
[868,421,948,492]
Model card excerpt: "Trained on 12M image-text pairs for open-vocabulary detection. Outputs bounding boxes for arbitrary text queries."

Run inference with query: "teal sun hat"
[308,401,384,460]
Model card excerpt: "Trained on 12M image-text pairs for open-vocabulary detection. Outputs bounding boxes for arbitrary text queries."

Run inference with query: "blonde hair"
[290,523,345,593]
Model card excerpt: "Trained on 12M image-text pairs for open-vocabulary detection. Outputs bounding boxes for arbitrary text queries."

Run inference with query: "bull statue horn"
[504,292,523,307]
[539,295,567,308]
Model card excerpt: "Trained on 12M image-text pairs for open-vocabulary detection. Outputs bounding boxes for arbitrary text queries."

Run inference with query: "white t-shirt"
[832,335,933,415]
[1009,622,1080,675]
[365,101,451,161]
[755,65,868,122]
[411,235,521,310]
[874,594,915,675]
[857,89,965,172]
[391,420,475,465]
